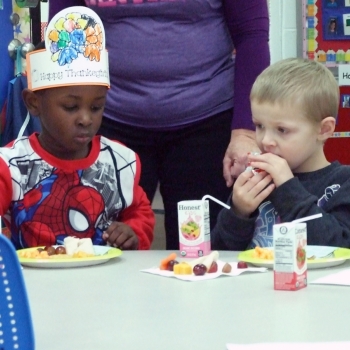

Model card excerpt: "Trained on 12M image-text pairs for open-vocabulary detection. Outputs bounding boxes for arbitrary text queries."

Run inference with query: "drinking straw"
[202,195,230,210]
[292,213,322,224]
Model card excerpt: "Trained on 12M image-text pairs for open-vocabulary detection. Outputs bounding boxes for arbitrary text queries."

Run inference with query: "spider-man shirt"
[0,133,154,250]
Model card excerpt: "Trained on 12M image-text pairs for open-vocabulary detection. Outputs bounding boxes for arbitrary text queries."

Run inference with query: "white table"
[22,251,350,350]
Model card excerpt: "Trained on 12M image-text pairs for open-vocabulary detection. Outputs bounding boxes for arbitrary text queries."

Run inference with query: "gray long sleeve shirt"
[211,162,350,250]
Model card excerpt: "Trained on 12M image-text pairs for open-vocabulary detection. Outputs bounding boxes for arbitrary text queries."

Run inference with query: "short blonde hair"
[250,58,339,123]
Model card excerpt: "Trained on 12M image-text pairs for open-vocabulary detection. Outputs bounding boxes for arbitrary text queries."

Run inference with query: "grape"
[167,260,179,271]
[208,261,218,273]
[55,246,66,255]
[45,246,56,256]
[193,264,207,276]
[237,261,248,269]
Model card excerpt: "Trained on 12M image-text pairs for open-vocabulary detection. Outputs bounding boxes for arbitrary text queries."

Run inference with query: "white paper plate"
[142,260,267,281]
[238,246,350,270]
[17,246,122,268]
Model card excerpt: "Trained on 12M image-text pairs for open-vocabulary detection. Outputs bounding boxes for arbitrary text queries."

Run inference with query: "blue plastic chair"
[0,233,35,349]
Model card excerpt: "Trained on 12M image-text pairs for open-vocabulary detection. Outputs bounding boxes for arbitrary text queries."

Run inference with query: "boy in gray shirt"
[212,58,350,250]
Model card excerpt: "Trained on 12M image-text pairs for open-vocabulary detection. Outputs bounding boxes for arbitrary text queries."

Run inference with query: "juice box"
[177,200,210,258]
[273,222,307,291]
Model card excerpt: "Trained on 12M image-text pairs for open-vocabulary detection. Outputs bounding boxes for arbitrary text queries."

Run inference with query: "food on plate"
[75,238,95,255]
[19,246,65,259]
[44,246,56,256]
[18,237,96,259]
[208,261,218,273]
[55,246,66,255]
[252,246,274,260]
[201,251,219,270]
[180,220,200,240]
[72,251,94,258]
[64,237,80,256]
[167,260,179,271]
[159,250,221,276]
[222,263,232,273]
[187,256,206,268]
[64,237,94,256]
[19,249,50,259]
[237,261,248,269]
[193,264,207,276]
[173,262,192,275]
[160,252,178,270]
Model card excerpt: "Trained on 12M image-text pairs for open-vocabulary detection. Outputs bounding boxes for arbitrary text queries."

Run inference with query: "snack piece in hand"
[246,152,263,175]
[173,262,192,275]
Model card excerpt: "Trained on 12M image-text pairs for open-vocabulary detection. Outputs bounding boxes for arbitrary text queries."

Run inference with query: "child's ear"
[318,116,335,142]
[22,88,41,116]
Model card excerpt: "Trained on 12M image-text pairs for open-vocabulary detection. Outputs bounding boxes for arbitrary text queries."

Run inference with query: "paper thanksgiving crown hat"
[26,6,110,91]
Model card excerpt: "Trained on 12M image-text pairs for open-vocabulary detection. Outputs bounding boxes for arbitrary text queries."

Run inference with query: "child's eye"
[91,105,104,112]
[255,123,263,130]
[63,106,77,112]
[278,127,287,133]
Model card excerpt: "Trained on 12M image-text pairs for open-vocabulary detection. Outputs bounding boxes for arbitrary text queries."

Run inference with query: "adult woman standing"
[50,0,270,250]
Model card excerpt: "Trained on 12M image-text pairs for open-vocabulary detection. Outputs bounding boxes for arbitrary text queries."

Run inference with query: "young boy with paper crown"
[0,6,154,250]
[211,57,350,250]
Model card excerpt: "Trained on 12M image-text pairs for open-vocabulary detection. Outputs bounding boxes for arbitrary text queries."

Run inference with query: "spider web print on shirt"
[2,136,137,249]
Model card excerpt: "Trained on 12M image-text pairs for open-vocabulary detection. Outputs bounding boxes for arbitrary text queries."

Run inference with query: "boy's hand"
[102,222,139,250]
[247,153,293,187]
[232,170,275,218]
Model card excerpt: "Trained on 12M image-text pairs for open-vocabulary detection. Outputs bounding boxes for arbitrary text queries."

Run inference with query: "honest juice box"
[177,200,211,258]
[273,222,307,291]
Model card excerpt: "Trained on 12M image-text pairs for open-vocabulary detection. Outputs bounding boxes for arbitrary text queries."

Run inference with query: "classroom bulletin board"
[304,0,350,164]
[304,0,350,65]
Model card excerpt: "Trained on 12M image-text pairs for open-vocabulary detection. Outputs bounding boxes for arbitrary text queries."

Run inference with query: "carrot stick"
[159,252,177,270]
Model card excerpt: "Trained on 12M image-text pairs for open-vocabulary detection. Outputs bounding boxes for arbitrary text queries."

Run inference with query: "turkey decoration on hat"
[26,6,110,91]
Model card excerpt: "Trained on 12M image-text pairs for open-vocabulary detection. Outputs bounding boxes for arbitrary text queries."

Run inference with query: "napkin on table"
[141,260,267,282]
[227,342,350,350]
[310,269,350,286]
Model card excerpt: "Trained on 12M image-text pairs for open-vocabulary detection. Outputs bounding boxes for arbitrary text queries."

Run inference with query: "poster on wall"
[304,0,350,66]
[324,84,350,165]
[304,0,350,164]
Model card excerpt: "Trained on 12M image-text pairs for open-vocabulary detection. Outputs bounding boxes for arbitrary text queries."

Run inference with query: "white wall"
[268,0,303,63]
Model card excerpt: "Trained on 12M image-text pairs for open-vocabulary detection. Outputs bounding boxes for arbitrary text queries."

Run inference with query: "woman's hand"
[223,129,260,187]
